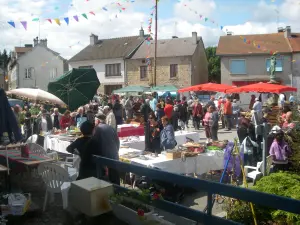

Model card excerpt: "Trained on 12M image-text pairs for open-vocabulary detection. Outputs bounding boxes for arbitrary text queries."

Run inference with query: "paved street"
[181,123,238,217]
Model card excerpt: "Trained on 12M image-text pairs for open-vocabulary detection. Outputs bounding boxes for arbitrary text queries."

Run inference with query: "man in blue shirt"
[149,94,158,112]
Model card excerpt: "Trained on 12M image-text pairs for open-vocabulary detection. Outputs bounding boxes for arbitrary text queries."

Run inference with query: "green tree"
[205,46,220,83]
[0,49,10,71]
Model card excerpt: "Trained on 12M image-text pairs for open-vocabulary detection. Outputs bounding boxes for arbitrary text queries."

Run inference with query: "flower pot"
[110,198,153,225]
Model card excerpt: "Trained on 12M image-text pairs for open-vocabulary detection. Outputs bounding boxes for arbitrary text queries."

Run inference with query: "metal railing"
[93,156,300,225]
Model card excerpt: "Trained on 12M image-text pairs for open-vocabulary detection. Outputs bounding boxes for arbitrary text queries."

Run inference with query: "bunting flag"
[89,11,95,16]
[20,21,27,30]
[7,21,15,28]
[73,15,79,22]
[82,13,88,20]
[54,18,60,26]
[47,19,52,24]
[64,17,69,25]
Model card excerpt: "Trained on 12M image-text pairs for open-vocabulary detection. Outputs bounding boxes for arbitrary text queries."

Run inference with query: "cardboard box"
[69,177,114,217]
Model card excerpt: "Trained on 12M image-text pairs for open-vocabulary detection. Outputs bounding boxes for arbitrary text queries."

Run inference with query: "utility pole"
[153,0,158,87]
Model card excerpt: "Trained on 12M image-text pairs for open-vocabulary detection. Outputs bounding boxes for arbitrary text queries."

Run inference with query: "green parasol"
[48,68,100,111]
[113,85,150,93]
[150,85,178,92]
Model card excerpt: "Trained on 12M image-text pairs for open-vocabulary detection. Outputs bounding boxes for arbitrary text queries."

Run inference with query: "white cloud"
[1,0,300,61]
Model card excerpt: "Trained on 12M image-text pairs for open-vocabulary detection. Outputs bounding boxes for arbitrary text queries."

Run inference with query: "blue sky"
[1,0,299,58]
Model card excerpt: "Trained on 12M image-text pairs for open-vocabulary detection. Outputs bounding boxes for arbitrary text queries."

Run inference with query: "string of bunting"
[5,0,135,30]
[177,0,225,32]
[145,1,158,68]
[239,35,300,64]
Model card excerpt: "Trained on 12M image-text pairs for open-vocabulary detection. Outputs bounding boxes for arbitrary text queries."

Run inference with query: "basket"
[2,193,31,216]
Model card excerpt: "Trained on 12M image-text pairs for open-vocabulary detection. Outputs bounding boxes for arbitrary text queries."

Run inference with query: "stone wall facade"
[126,56,193,88]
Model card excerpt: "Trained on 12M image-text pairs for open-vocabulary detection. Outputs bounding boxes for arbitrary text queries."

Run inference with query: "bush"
[224,172,300,224]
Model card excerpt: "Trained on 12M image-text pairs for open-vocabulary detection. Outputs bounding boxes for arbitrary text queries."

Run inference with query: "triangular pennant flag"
[54,18,61,26]
[102,7,108,11]
[89,11,95,15]
[20,21,27,30]
[47,19,52,23]
[82,13,88,19]
[7,21,15,28]
[220,26,223,30]
[64,17,69,25]
[73,15,79,22]
[204,18,208,22]
[32,18,39,21]
[199,15,202,19]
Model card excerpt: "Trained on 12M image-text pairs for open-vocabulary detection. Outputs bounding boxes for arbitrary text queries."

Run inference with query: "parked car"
[8,98,24,108]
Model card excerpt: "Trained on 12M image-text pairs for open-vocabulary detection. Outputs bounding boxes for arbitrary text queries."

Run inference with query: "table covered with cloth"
[120,131,200,151]
[0,149,54,172]
[117,124,144,137]
[119,147,224,175]
[44,135,76,154]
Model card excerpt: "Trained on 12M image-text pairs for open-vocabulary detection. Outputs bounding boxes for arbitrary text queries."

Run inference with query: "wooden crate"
[166,151,182,160]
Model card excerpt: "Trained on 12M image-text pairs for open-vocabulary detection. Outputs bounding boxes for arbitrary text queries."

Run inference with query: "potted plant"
[110,190,154,225]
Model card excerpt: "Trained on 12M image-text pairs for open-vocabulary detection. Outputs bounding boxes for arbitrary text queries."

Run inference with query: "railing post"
[206,192,213,216]
[262,123,271,176]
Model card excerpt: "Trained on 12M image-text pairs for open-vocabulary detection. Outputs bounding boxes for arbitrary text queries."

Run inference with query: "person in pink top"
[203,105,213,143]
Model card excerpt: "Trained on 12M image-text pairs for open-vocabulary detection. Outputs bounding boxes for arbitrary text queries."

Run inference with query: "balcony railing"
[93,155,300,225]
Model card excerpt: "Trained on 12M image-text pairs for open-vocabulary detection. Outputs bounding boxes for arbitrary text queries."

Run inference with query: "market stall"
[44,130,200,154]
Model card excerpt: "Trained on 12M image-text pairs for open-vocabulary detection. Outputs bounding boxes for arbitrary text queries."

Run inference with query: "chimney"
[278,27,284,33]
[33,37,38,47]
[226,31,233,36]
[192,32,197,45]
[285,26,291,38]
[90,34,98,45]
[139,27,144,38]
[40,39,47,47]
[172,36,178,39]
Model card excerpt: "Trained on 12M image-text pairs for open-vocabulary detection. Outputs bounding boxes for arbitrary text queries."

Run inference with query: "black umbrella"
[0,88,22,144]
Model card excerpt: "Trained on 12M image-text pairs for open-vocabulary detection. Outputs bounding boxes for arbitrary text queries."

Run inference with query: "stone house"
[68,28,147,95]
[126,32,208,88]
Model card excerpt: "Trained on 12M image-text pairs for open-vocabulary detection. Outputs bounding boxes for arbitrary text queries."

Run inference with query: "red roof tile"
[217,32,292,56]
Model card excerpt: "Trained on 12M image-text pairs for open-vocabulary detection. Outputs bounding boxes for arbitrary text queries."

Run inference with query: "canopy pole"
[153,0,158,87]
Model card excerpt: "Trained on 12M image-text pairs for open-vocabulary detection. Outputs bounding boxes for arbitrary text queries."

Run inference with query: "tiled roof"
[68,36,146,62]
[288,33,300,52]
[131,37,201,59]
[14,47,32,53]
[217,33,292,55]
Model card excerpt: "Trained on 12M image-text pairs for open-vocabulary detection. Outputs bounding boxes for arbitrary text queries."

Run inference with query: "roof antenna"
[275,9,280,29]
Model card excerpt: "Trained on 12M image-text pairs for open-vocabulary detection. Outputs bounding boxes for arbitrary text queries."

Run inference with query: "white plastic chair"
[244,155,273,184]
[38,162,72,211]
[26,135,38,144]
[27,143,59,161]
[64,155,80,181]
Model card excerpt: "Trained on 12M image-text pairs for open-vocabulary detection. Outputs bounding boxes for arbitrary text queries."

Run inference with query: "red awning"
[178,83,234,93]
[226,82,297,94]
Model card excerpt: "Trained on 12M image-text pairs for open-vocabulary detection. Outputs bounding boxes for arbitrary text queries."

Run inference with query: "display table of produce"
[119,143,225,175]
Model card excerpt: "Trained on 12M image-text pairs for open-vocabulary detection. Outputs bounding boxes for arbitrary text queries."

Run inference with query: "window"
[25,67,33,79]
[230,59,246,74]
[79,65,93,69]
[105,63,121,77]
[50,68,57,80]
[266,58,283,72]
[140,66,148,80]
[170,64,178,78]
